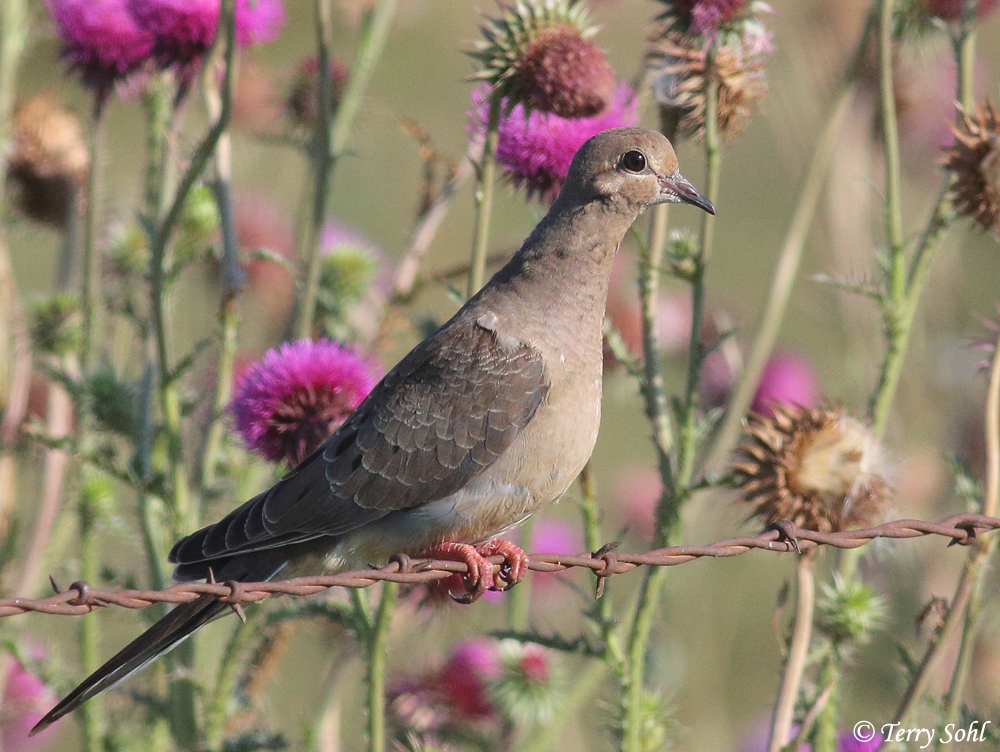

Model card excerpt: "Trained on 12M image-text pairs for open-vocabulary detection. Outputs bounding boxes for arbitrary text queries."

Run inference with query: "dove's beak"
[659,171,716,215]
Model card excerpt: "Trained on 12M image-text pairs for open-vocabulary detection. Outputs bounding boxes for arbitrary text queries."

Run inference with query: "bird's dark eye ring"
[621,150,647,173]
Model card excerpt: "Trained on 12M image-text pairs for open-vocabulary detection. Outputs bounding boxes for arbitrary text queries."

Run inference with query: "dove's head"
[560,127,715,216]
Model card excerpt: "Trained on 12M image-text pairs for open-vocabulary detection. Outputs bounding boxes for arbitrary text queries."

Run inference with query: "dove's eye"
[621,150,647,173]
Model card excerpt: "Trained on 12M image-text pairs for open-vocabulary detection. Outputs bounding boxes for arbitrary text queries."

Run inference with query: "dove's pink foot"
[423,540,528,603]
[477,539,529,590]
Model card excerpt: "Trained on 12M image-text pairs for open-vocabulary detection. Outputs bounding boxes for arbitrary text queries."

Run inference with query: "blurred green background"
[5,1,1000,750]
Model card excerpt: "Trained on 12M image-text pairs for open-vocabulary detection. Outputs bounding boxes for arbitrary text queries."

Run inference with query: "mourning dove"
[33,126,714,733]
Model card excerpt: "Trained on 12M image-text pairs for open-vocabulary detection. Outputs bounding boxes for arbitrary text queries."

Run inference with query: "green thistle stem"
[469,95,502,298]
[198,46,240,495]
[77,473,104,752]
[81,100,106,371]
[621,52,722,752]
[936,323,1000,742]
[365,582,396,752]
[296,0,398,339]
[508,515,532,631]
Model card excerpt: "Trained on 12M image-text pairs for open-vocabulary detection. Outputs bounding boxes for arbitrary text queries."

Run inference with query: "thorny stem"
[205,614,265,748]
[888,304,998,744]
[621,54,722,752]
[937,323,1000,740]
[198,48,240,494]
[77,476,105,752]
[768,553,816,752]
[296,0,398,339]
[868,2,973,436]
[148,0,236,540]
[81,99,106,370]
[468,95,502,298]
[365,582,397,752]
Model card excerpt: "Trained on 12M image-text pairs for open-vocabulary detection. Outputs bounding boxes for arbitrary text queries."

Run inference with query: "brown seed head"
[945,98,1000,237]
[7,94,88,228]
[649,28,768,141]
[732,406,890,532]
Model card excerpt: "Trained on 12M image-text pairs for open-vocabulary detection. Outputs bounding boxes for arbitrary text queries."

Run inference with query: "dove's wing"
[169,318,548,579]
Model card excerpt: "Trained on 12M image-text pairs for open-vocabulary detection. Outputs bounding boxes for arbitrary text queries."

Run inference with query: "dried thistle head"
[732,406,891,532]
[649,25,769,141]
[469,0,615,118]
[945,98,1000,237]
[7,94,88,228]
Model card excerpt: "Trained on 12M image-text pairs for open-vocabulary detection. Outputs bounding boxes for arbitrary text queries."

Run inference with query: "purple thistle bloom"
[751,351,820,416]
[45,0,154,93]
[128,0,285,69]
[471,82,639,203]
[231,339,378,466]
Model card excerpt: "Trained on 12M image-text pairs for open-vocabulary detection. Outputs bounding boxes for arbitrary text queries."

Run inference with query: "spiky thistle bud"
[945,98,1000,237]
[732,406,891,532]
[285,55,350,129]
[816,575,887,648]
[469,0,616,118]
[7,94,88,228]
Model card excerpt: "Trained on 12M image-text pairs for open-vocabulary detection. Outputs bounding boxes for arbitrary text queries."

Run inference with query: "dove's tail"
[30,592,230,736]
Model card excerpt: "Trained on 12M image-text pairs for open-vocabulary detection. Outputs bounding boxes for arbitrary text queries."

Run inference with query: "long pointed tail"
[30,594,229,736]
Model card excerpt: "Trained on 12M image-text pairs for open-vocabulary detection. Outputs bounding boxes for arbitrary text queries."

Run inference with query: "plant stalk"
[297,0,398,338]
[468,95,502,298]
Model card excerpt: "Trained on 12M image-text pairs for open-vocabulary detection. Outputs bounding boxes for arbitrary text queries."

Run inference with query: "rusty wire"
[0,513,997,618]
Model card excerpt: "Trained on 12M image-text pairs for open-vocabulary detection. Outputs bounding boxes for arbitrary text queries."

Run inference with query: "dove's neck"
[486,200,638,315]
[472,199,642,361]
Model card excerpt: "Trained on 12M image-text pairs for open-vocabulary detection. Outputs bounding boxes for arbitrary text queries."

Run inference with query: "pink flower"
[751,351,820,416]
[45,0,154,92]
[923,0,998,20]
[128,0,285,69]
[661,0,754,35]
[438,639,501,720]
[470,82,639,203]
[1,656,58,751]
[231,339,379,466]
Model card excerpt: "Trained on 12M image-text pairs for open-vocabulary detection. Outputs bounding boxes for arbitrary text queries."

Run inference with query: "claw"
[420,539,529,603]
[422,542,495,603]
[477,539,529,591]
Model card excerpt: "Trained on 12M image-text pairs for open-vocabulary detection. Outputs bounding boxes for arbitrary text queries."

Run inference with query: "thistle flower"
[732,406,891,532]
[44,0,154,93]
[492,640,560,727]
[649,22,770,141]
[470,83,639,202]
[1,655,58,752]
[7,94,88,228]
[285,55,350,129]
[469,0,615,118]
[751,351,820,417]
[438,639,501,720]
[128,0,285,70]
[231,339,379,466]
[922,0,999,21]
[945,98,1000,237]
[658,0,755,36]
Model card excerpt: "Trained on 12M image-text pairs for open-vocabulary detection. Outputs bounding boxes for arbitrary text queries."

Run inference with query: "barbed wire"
[1,513,997,618]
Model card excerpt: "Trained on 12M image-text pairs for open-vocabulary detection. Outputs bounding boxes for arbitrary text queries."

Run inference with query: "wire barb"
[1,513,997,619]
